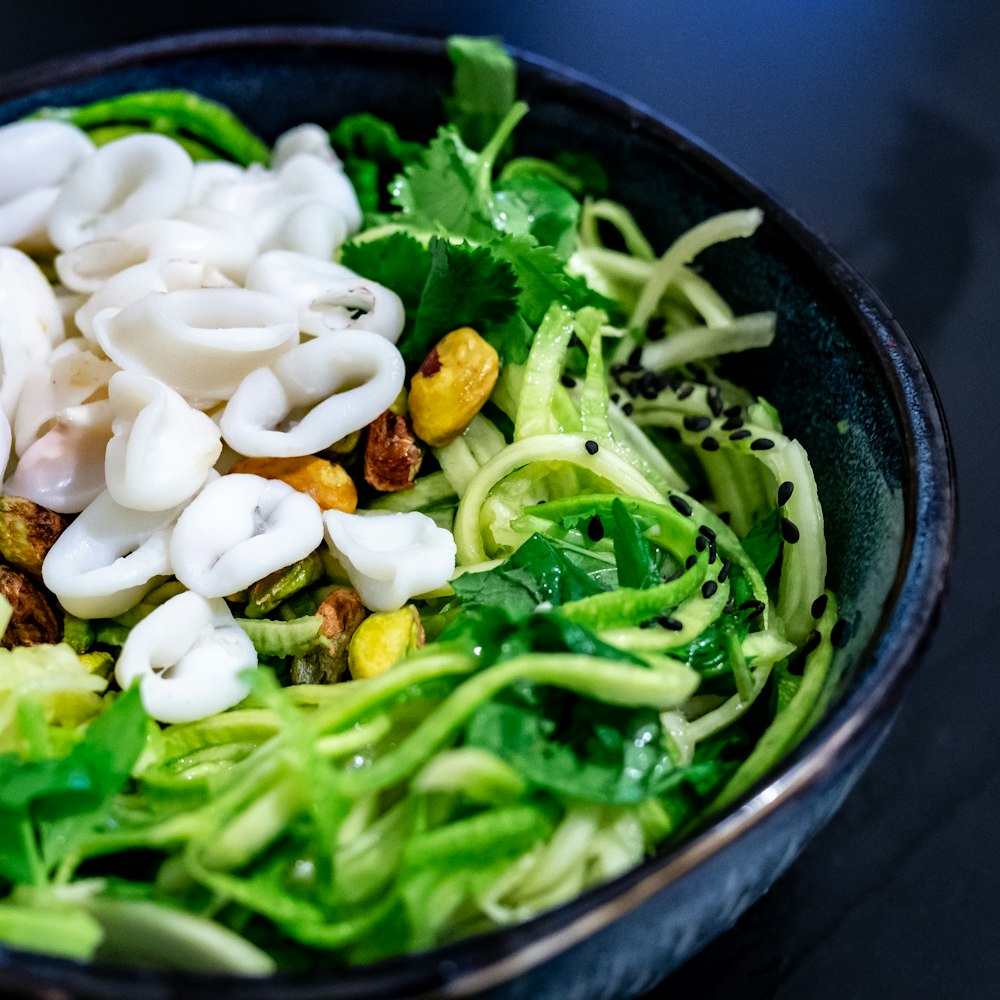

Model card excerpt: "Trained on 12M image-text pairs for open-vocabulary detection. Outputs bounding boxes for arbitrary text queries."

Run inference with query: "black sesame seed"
[666,372,683,391]
[831,619,850,648]
[560,374,577,388]
[719,511,731,525]
[721,416,744,431]
[676,384,694,400]
[669,495,693,517]
[640,374,660,400]
[708,539,717,564]
[657,616,684,631]
[777,481,795,506]
[621,402,634,416]
[750,438,775,451]
[729,429,752,441]
[706,385,723,417]
[718,559,732,583]
[702,580,718,599]
[723,404,742,418]
[695,535,707,552]
[685,554,698,570]
[811,594,828,619]
[683,415,712,433]
[739,598,766,617]
[780,517,800,544]
[627,346,643,368]
[701,436,720,452]
[610,393,620,404]
[663,426,682,443]
[698,525,716,541]
[585,439,600,455]
[587,515,605,542]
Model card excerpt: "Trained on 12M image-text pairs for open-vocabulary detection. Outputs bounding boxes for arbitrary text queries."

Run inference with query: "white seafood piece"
[74,258,233,341]
[0,248,65,419]
[272,124,340,166]
[220,330,404,457]
[105,371,222,511]
[41,487,185,617]
[0,120,94,250]
[189,143,361,260]
[48,133,194,251]
[245,250,405,342]
[56,207,256,292]
[170,474,323,598]
[13,339,117,455]
[116,592,257,724]
[93,287,299,407]
[6,401,113,513]
[323,509,457,612]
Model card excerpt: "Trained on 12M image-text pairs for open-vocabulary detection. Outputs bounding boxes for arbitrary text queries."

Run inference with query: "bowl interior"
[0,27,945,999]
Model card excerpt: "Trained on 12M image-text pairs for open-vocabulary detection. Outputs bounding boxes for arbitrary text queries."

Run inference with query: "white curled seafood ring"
[0,120,94,250]
[189,127,361,260]
[5,399,113,514]
[245,250,405,342]
[93,287,299,407]
[48,133,194,251]
[0,248,65,419]
[73,258,234,342]
[220,330,405,457]
[105,371,222,512]
[116,591,257,724]
[323,510,457,612]
[41,488,187,618]
[169,474,324,598]
[55,208,257,293]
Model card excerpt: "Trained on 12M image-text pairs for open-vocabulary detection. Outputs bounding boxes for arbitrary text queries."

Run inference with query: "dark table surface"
[2,3,996,998]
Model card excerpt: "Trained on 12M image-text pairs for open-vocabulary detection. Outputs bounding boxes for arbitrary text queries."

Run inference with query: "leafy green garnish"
[742,507,783,578]
[445,36,517,152]
[0,688,146,885]
[609,497,660,590]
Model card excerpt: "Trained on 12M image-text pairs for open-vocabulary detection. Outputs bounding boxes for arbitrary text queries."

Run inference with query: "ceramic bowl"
[0,26,955,1000]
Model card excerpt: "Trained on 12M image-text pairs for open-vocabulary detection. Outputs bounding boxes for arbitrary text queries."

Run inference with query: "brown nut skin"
[0,566,61,648]
[229,456,357,512]
[291,589,370,685]
[409,327,500,447]
[0,496,70,577]
[364,411,423,492]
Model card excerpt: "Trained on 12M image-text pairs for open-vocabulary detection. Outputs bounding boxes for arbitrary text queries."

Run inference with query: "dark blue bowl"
[0,26,955,1000]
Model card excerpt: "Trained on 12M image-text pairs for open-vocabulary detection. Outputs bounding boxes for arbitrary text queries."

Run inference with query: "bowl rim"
[0,23,956,999]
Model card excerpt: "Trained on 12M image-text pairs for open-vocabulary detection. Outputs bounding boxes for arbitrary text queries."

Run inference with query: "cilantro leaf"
[340,232,431,321]
[391,126,497,242]
[452,533,605,617]
[406,237,520,368]
[445,36,516,152]
[494,171,580,259]
[0,687,147,884]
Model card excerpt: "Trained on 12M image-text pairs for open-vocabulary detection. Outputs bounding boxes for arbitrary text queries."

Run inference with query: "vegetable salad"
[0,37,837,972]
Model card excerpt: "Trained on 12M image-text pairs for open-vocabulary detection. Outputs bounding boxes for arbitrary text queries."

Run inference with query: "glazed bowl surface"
[0,26,954,1000]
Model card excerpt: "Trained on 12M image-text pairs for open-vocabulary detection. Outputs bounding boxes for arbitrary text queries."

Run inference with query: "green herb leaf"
[609,498,660,590]
[742,507,782,578]
[494,171,580,259]
[445,36,517,152]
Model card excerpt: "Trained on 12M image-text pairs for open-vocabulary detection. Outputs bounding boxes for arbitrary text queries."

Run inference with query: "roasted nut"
[0,496,70,577]
[291,588,368,685]
[229,456,357,512]
[348,604,425,680]
[409,327,499,447]
[245,551,325,619]
[0,565,61,648]
[364,411,423,492]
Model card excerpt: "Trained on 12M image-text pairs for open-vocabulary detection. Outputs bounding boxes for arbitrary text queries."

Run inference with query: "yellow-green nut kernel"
[348,605,425,680]
[409,327,500,447]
